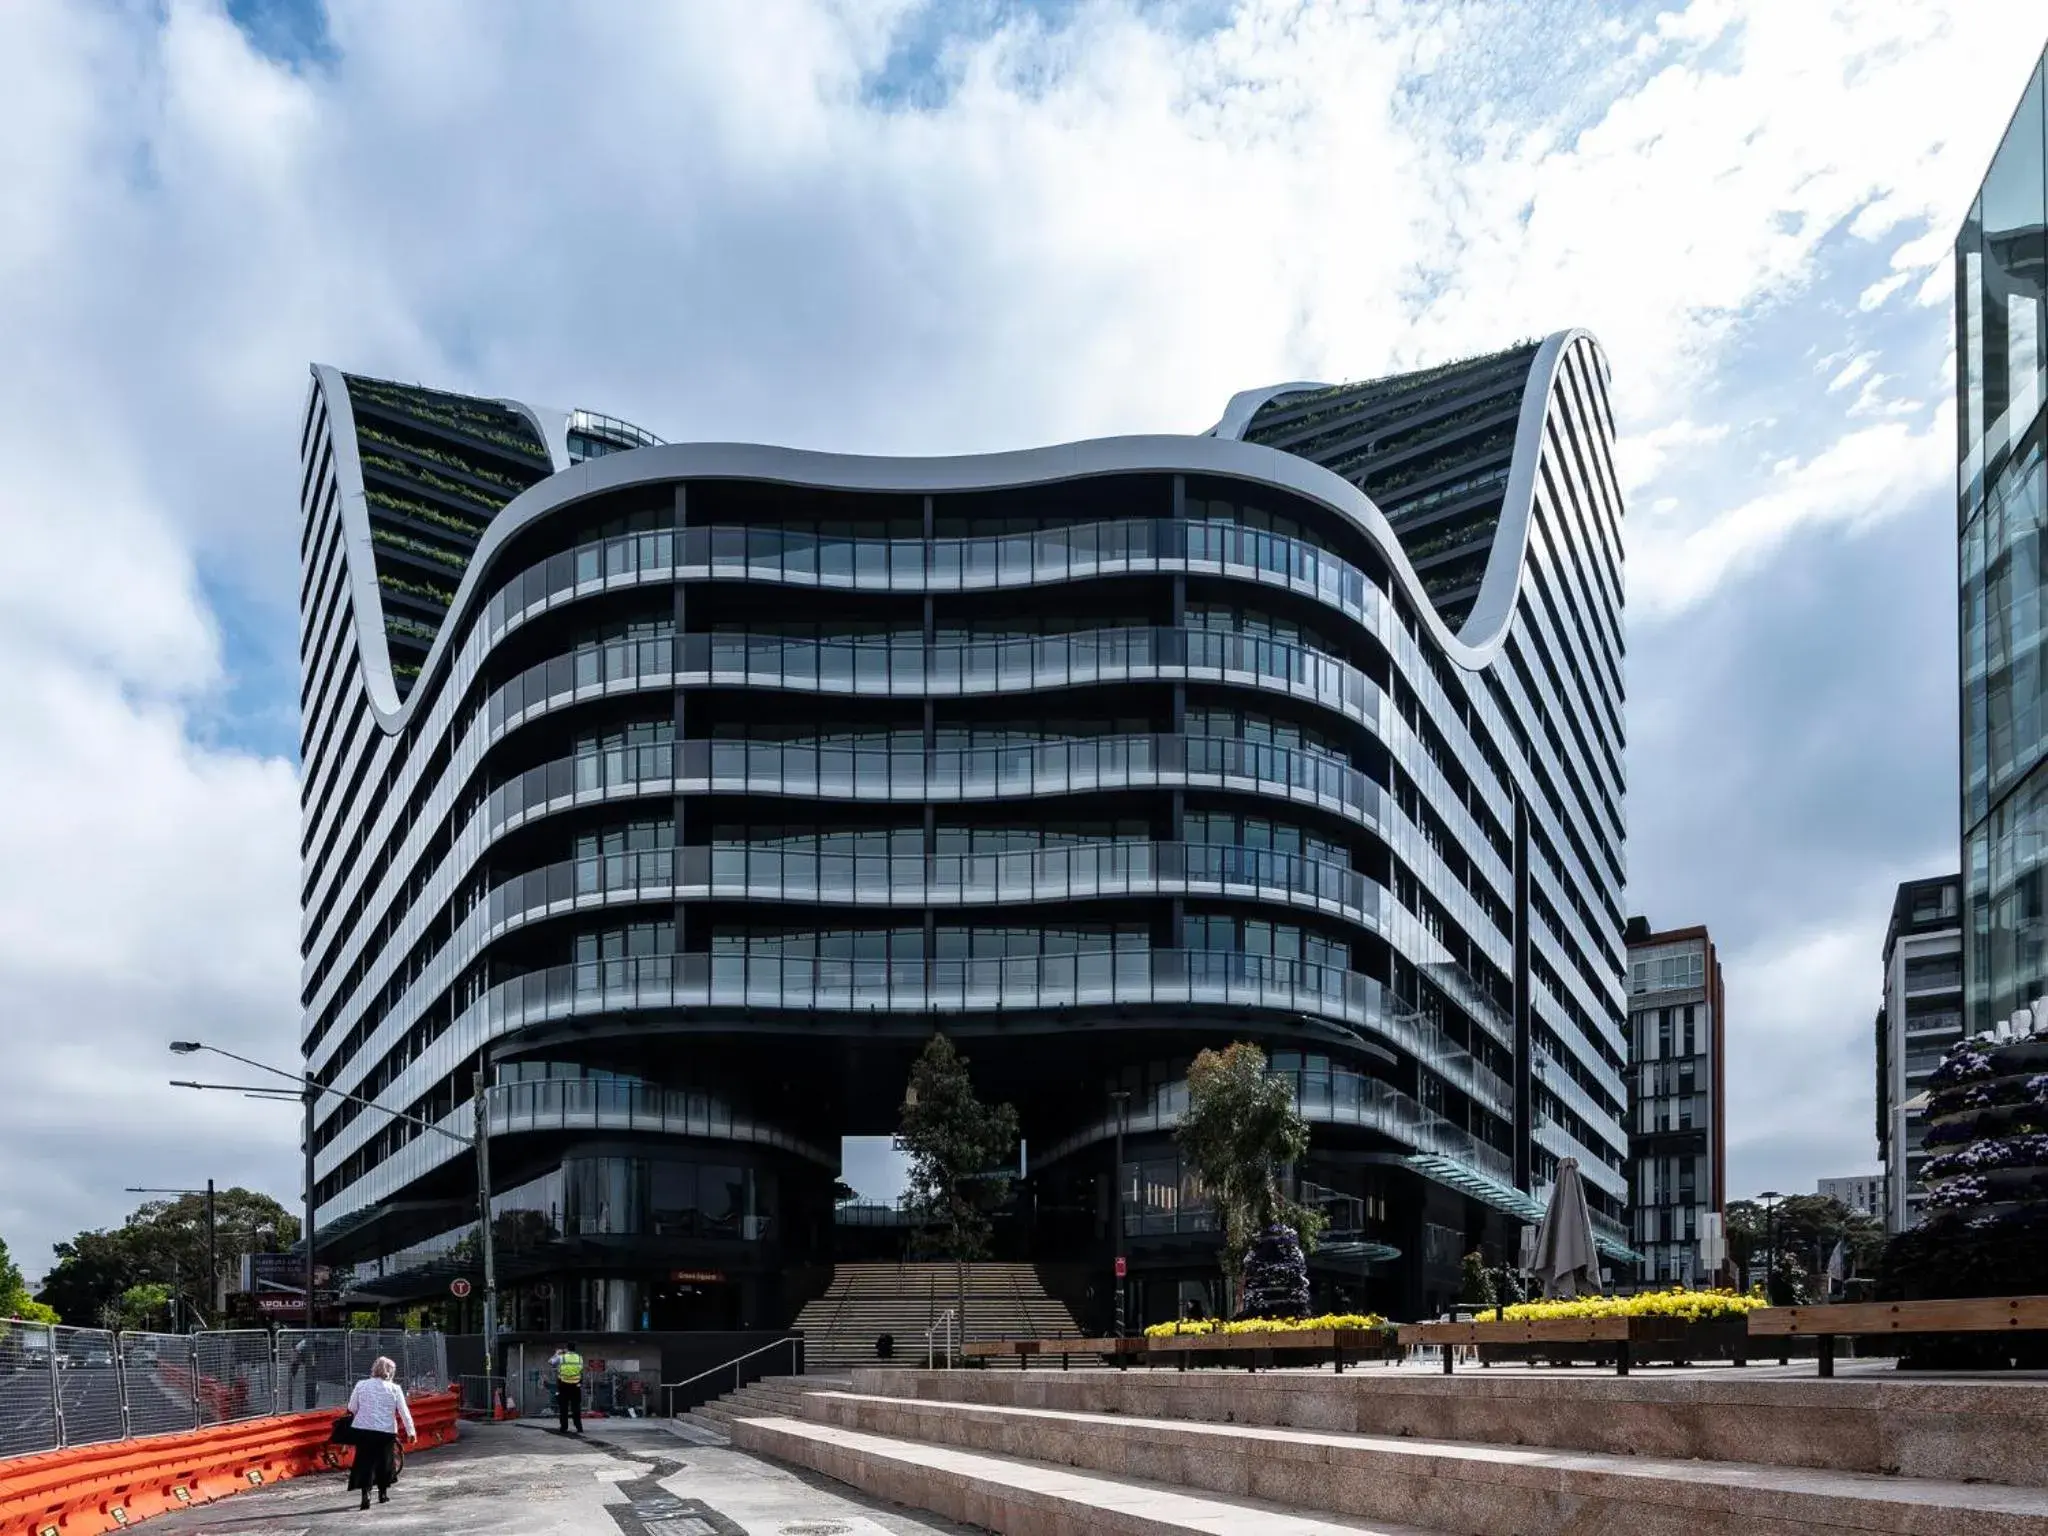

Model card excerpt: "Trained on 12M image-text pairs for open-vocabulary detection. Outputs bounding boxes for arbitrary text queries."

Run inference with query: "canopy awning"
[1403,1153,1641,1265]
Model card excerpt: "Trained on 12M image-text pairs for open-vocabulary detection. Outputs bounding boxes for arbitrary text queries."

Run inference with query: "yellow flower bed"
[1497,1288,1765,1324]
[1143,1311,1386,1338]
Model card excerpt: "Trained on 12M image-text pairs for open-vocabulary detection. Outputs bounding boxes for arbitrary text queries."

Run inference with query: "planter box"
[1146,1328,1398,1373]
[1398,1315,1751,1375]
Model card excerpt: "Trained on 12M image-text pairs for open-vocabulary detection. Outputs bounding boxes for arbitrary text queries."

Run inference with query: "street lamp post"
[1109,1089,1131,1338]
[1757,1190,1781,1300]
[167,1042,499,1371]
[125,1181,216,1327]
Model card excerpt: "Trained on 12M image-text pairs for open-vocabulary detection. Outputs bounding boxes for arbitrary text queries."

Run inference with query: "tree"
[37,1188,298,1328]
[1725,1195,1881,1300]
[117,1284,172,1332]
[1459,1251,1498,1309]
[37,1233,133,1327]
[0,1234,57,1323]
[1175,1042,1327,1303]
[898,1035,1020,1263]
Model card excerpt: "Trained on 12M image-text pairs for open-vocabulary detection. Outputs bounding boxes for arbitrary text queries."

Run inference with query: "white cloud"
[1630,406,1952,617]
[0,0,2038,1266]
[1717,830,1953,1193]
[1613,417,1732,497]
[1827,352,1876,393]
[1859,271,1913,310]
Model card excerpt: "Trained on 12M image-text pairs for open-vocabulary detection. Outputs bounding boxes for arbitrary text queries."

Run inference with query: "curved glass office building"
[296,332,1633,1331]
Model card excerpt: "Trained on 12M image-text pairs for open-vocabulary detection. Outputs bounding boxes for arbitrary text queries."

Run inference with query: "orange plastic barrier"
[0,1389,459,1536]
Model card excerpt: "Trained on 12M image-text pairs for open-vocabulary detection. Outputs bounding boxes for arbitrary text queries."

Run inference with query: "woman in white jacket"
[344,1357,416,1509]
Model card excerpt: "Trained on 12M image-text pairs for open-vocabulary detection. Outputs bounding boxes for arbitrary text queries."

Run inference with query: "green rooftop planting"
[1402,517,1498,567]
[370,526,469,572]
[1359,427,1515,500]
[361,450,512,514]
[366,487,484,539]
[345,377,547,463]
[355,424,530,495]
[377,571,455,607]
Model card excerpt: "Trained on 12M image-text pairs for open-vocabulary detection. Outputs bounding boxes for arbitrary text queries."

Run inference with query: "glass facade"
[1962,51,2048,1032]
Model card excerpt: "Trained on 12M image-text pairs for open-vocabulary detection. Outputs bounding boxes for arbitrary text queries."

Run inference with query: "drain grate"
[779,1524,855,1535]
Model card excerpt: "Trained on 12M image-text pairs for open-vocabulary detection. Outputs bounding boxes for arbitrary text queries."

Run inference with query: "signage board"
[256,1296,340,1316]
[668,1269,726,1284]
[1698,1212,1727,1274]
[449,1278,472,1298]
[239,1253,335,1296]
[1114,1256,1127,1279]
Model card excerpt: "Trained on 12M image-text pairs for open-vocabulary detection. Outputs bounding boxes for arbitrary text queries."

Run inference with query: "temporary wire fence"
[0,1318,450,1461]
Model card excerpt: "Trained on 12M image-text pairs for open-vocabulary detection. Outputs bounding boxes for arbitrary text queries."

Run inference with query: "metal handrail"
[658,1335,802,1418]
[925,1309,957,1369]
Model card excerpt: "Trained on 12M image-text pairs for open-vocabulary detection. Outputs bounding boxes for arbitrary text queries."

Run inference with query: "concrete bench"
[960,1338,1138,1370]
[1399,1315,1697,1376]
[1747,1295,2048,1376]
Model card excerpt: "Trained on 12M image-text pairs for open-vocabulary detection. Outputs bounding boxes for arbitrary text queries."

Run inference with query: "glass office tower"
[1961,50,2048,1034]
[296,332,1633,1332]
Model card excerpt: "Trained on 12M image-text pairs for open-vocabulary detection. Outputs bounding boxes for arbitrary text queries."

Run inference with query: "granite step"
[730,1414,1437,1535]
[791,1389,2048,1536]
[678,1371,848,1441]
[845,1364,2048,1486]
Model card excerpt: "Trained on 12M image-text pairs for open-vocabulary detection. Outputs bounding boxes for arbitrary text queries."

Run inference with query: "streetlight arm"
[170,1042,302,1086]
[170,1044,474,1147]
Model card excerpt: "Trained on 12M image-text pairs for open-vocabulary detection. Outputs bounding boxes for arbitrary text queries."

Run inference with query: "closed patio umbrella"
[1529,1157,1601,1299]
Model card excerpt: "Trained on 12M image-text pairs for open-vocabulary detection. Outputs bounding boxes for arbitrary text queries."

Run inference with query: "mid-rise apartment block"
[1623,920,1726,1285]
[1876,875,1964,1231]
[1817,1175,1884,1220]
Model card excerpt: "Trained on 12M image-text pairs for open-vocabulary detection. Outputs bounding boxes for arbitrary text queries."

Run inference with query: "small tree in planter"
[1176,1042,1326,1318]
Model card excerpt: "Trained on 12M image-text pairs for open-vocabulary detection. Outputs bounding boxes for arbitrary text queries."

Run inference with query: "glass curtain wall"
[1963,53,2048,1031]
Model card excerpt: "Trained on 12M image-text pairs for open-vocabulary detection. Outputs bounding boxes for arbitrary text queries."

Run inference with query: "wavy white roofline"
[311,329,1605,736]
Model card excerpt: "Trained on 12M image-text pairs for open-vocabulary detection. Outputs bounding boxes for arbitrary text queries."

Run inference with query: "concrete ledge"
[796,1390,2048,1536]
[730,1412,1432,1534]
[845,1366,2048,1487]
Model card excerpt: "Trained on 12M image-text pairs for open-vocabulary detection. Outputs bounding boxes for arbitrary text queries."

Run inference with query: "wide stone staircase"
[678,1373,849,1443]
[713,1364,2048,1534]
[788,1262,1088,1372]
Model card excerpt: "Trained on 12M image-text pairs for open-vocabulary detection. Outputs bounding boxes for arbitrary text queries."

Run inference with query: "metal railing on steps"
[659,1335,803,1418]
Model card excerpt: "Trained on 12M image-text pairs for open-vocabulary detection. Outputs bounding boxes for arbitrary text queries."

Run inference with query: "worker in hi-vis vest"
[548,1342,585,1435]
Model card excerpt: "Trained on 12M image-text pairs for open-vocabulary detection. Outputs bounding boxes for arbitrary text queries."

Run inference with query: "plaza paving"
[140,1418,984,1536]
[123,1359,2048,1535]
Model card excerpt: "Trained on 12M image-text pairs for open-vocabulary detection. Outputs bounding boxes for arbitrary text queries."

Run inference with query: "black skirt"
[346,1428,398,1492]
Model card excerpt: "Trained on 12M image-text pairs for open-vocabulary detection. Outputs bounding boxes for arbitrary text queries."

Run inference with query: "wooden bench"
[960,1338,1142,1370]
[1746,1295,2048,1377]
[1398,1316,1696,1376]
[1145,1328,1393,1373]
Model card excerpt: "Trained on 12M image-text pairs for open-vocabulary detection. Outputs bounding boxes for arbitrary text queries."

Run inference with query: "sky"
[0,0,2039,1282]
